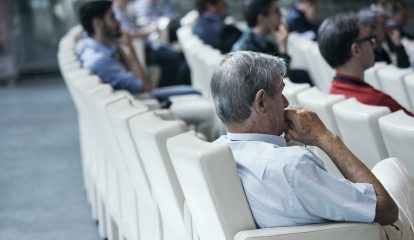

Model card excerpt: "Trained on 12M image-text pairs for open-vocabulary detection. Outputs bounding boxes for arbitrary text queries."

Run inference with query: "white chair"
[364,62,388,90]
[332,98,390,169]
[379,110,414,177]
[89,88,128,240]
[308,43,335,92]
[167,131,384,240]
[296,87,345,177]
[377,65,413,111]
[403,73,414,111]
[106,98,161,240]
[401,38,414,64]
[283,79,310,107]
[130,111,191,240]
[372,158,414,240]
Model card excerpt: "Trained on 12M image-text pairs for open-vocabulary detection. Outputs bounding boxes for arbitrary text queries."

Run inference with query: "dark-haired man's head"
[195,0,228,19]
[244,0,281,32]
[357,7,386,43]
[79,0,122,41]
[318,13,375,71]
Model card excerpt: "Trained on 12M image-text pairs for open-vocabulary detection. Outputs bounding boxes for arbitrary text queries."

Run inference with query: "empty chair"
[364,62,388,90]
[106,98,161,240]
[297,87,345,177]
[131,111,190,240]
[332,98,390,169]
[404,73,414,111]
[283,79,310,106]
[377,65,413,111]
[379,110,414,177]
[372,158,414,240]
[167,131,384,240]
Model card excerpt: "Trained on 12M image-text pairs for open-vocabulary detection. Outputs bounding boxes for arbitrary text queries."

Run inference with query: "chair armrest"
[235,223,385,240]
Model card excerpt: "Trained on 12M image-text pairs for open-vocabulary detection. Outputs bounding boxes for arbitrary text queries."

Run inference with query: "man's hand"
[284,107,331,146]
[274,24,288,54]
[388,29,402,46]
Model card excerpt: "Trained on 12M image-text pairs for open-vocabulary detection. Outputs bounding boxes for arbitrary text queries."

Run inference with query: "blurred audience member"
[193,0,241,53]
[112,0,191,87]
[77,0,150,93]
[318,13,412,115]
[357,7,410,68]
[232,0,312,85]
[286,0,320,40]
[384,0,413,39]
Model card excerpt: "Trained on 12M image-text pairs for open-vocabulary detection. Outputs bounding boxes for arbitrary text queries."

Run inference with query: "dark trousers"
[145,43,191,87]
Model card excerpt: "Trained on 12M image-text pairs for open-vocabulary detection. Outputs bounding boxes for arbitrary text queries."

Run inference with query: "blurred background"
[1,0,413,81]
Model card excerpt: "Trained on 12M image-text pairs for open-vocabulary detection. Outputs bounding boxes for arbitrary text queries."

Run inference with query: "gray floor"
[0,75,100,240]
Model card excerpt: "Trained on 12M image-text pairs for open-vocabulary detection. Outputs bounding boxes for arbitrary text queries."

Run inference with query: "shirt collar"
[226,132,287,147]
[335,72,364,82]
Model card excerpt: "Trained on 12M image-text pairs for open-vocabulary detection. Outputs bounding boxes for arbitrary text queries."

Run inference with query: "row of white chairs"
[284,80,414,178]
[58,24,414,240]
[365,62,414,111]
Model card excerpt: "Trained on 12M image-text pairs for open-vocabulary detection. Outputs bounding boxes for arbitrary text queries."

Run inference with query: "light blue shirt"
[76,37,143,93]
[215,133,377,228]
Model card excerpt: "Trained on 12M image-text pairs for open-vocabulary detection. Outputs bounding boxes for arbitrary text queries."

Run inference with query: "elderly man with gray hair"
[211,51,399,233]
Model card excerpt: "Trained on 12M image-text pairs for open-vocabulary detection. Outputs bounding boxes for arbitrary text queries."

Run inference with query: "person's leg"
[146,43,190,87]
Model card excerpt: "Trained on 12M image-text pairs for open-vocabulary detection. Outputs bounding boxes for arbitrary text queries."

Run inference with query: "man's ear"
[351,42,360,57]
[252,89,266,114]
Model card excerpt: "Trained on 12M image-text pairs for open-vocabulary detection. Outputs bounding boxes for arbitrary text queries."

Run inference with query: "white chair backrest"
[401,38,414,63]
[379,110,414,177]
[130,111,188,240]
[283,79,310,106]
[167,131,256,240]
[377,65,413,111]
[308,44,335,92]
[106,98,162,240]
[332,98,390,168]
[297,87,344,135]
[364,62,388,90]
[404,73,414,111]
[180,10,199,27]
[372,158,414,240]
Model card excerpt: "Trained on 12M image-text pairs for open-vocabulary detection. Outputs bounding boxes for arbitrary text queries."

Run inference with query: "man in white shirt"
[211,51,398,229]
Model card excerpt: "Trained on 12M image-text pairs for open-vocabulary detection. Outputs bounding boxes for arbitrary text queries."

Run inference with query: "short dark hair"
[195,0,220,14]
[79,0,112,36]
[244,0,274,27]
[318,13,360,68]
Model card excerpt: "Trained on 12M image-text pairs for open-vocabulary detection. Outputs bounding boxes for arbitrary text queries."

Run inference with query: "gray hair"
[210,51,286,125]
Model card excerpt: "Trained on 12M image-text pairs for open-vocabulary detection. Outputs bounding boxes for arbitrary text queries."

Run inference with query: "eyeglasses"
[354,35,377,46]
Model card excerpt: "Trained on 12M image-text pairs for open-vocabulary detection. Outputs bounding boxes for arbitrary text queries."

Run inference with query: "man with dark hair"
[231,0,312,85]
[193,0,240,53]
[232,0,288,57]
[318,13,412,115]
[76,0,149,93]
[357,7,410,68]
[211,51,400,231]
[286,0,320,39]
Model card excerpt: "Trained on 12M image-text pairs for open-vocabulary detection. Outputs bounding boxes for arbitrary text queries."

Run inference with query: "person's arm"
[387,29,410,68]
[284,108,398,226]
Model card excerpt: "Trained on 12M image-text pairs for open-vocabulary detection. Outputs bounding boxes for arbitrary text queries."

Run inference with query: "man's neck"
[94,33,115,46]
[335,62,365,80]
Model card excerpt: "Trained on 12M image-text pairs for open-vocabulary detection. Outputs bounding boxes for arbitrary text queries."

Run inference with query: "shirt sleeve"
[90,56,144,93]
[292,150,377,223]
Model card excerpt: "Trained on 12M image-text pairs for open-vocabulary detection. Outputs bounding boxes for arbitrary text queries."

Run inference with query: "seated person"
[112,0,191,87]
[357,7,410,68]
[232,0,313,85]
[211,51,400,235]
[384,0,414,40]
[76,0,150,93]
[193,0,241,53]
[286,0,320,40]
[318,13,412,115]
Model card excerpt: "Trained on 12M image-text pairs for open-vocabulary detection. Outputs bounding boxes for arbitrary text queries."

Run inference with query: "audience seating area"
[58,11,414,239]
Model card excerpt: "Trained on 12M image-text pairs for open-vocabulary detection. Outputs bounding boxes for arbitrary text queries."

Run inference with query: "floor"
[0,75,100,240]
